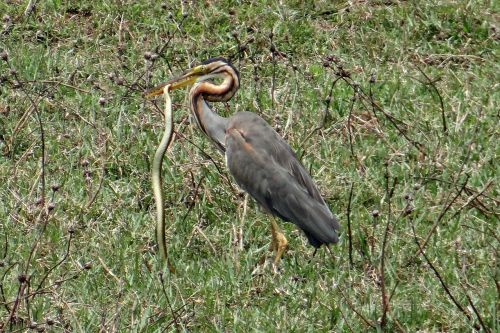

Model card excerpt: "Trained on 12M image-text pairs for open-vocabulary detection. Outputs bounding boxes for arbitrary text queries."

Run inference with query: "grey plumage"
[225,112,340,248]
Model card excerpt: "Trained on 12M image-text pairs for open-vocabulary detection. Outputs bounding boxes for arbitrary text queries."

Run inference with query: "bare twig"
[231,31,241,72]
[415,66,447,135]
[460,282,490,332]
[3,269,86,307]
[410,223,480,330]
[0,262,18,313]
[337,306,356,333]
[356,82,425,155]
[347,182,354,267]
[320,62,423,154]
[250,55,263,112]
[86,164,106,209]
[321,76,341,127]
[34,232,73,293]
[270,32,276,111]
[181,175,205,224]
[347,90,356,158]
[413,140,475,258]
[86,137,108,209]
[368,74,380,123]
[173,130,237,194]
[415,176,499,205]
[21,80,91,94]
[380,164,398,328]
[5,276,27,330]
[299,77,342,148]
[414,174,470,258]
[125,15,187,99]
[2,224,7,260]
[7,58,47,209]
[393,318,407,333]
[337,287,375,329]
[450,180,494,220]
[159,272,181,332]
[146,299,190,330]
[461,223,499,244]
[28,103,46,207]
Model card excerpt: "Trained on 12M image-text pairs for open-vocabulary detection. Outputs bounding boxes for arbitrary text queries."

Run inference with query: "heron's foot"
[272,231,288,265]
[269,218,288,265]
[252,219,288,275]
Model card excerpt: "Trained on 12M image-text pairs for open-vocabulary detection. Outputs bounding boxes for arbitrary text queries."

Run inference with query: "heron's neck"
[191,94,228,152]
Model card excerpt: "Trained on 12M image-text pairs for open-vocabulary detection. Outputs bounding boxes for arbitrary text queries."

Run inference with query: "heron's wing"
[270,136,326,204]
[231,112,327,202]
[225,118,340,247]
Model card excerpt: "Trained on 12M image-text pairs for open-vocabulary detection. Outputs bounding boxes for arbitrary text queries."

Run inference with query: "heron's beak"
[144,65,207,99]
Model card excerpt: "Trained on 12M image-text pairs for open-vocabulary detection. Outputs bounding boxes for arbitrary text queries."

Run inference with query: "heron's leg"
[270,218,288,264]
[325,244,336,264]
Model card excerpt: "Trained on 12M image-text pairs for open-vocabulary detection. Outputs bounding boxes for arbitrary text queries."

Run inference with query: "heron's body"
[147,58,340,265]
[225,111,339,247]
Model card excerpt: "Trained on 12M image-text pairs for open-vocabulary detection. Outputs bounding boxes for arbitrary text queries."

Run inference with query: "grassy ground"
[0,0,498,331]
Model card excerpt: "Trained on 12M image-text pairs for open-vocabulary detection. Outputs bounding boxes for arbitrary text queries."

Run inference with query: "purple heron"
[146,58,340,266]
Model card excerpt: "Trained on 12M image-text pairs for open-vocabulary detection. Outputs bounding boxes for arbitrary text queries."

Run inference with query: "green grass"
[0,0,498,331]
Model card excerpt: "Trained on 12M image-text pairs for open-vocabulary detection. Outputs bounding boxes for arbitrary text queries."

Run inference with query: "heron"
[146,57,340,267]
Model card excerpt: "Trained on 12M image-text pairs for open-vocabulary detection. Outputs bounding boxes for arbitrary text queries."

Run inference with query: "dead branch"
[415,66,447,135]
[347,182,354,267]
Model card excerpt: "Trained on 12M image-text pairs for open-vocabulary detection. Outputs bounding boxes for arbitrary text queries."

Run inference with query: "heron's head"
[144,58,239,99]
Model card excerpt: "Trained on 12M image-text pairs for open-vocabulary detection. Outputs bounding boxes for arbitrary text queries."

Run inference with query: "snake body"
[151,86,174,271]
